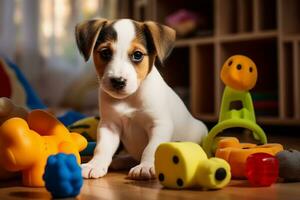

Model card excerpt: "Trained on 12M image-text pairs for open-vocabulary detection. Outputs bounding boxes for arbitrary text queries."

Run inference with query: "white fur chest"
[112,102,150,160]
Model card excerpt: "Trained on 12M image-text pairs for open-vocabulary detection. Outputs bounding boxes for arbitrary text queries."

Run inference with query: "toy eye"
[173,155,179,164]
[228,60,233,66]
[158,173,165,182]
[99,48,112,61]
[237,64,242,70]
[177,178,184,187]
[131,51,144,62]
[215,168,227,181]
[249,67,253,72]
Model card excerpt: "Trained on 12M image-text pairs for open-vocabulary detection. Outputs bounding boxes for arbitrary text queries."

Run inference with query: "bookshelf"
[119,0,300,126]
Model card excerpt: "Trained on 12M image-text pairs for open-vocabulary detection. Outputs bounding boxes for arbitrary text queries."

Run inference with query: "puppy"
[75,18,208,180]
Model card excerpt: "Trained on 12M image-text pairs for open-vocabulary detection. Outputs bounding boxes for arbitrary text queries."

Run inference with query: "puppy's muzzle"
[110,77,127,90]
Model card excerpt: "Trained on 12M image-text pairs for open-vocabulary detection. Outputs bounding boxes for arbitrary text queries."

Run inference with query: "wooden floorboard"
[0,171,300,200]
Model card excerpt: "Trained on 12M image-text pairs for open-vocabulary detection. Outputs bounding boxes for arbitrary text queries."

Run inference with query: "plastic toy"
[68,116,100,156]
[43,153,83,198]
[155,142,231,189]
[246,153,279,186]
[0,97,28,180]
[216,137,283,178]
[68,116,100,142]
[203,55,267,157]
[0,110,87,187]
[276,149,300,182]
[0,58,46,110]
[0,97,28,126]
[220,55,257,91]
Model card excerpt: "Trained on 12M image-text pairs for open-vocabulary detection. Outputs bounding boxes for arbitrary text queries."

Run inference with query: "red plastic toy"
[245,153,279,187]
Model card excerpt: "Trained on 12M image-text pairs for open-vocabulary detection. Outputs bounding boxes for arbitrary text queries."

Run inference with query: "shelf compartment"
[216,0,254,35]
[153,0,213,37]
[254,0,277,31]
[216,0,238,35]
[238,0,253,33]
[282,42,295,118]
[190,44,215,116]
[294,42,300,118]
[219,38,279,117]
[280,0,300,35]
[161,47,190,106]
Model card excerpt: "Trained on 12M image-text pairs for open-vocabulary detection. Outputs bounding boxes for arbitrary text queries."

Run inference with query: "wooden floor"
[0,171,300,200]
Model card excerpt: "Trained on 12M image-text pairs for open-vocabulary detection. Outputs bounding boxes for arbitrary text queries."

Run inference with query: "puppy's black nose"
[110,77,127,90]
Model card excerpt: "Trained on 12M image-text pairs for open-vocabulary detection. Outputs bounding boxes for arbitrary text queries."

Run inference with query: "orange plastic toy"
[221,55,258,91]
[0,110,87,187]
[216,137,283,178]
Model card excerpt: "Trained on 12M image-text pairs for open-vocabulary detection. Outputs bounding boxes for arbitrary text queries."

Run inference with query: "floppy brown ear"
[144,21,176,64]
[75,18,107,61]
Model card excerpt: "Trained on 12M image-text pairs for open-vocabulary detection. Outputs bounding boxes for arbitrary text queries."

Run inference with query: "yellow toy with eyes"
[155,142,231,189]
[221,55,258,91]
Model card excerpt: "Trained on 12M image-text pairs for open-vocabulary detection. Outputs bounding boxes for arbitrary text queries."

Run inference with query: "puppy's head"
[75,18,176,99]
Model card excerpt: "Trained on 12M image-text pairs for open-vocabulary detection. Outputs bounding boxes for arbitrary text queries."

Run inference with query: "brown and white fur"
[75,18,208,180]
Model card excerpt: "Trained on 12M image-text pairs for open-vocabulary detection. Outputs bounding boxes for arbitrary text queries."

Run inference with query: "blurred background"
[0,0,300,127]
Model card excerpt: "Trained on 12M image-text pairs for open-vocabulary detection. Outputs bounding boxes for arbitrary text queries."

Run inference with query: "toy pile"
[155,55,300,190]
[202,55,300,186]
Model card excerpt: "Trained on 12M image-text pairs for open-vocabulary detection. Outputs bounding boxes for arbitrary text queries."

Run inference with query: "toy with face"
[221,55,258,91]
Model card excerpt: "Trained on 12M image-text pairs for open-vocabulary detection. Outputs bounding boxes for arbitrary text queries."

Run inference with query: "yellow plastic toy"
[0,110,87,187]
[221,55,257,91]
[155,142,231,189]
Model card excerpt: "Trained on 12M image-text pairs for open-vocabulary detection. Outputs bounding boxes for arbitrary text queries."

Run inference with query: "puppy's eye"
[131,51,144,62]
[99,48,112,60]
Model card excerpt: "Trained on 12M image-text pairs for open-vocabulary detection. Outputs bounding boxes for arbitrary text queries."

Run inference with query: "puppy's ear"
[75,18,107,61]
[144,21,176,65]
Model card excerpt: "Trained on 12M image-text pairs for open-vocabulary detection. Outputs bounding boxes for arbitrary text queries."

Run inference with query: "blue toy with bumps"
[43,153,83,198]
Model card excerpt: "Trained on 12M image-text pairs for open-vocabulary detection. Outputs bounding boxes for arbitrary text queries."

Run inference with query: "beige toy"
[0,97,28,125]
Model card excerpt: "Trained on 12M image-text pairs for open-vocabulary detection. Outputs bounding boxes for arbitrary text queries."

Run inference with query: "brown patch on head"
[92,22,117,77]
[92,42,114,77]
[129,41,151,82]
[129,21,160,82]
[75,18,107,61]
[76,18,118,77]
[143,21,176,64]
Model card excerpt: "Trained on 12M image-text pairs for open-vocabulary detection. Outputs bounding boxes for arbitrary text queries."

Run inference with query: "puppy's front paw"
[128,163,156,180]
[81,161,108,179]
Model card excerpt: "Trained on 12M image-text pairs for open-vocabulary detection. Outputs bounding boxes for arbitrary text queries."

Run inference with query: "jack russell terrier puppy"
[75,18,208,180]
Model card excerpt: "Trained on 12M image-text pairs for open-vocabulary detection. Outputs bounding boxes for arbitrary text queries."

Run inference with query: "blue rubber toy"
[43,153,83,198]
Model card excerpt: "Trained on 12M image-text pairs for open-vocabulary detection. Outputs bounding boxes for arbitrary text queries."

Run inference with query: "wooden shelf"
[281,35,300,42]
[218,30,277,42]
[126,0,300,126]
[175,37,215,47]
